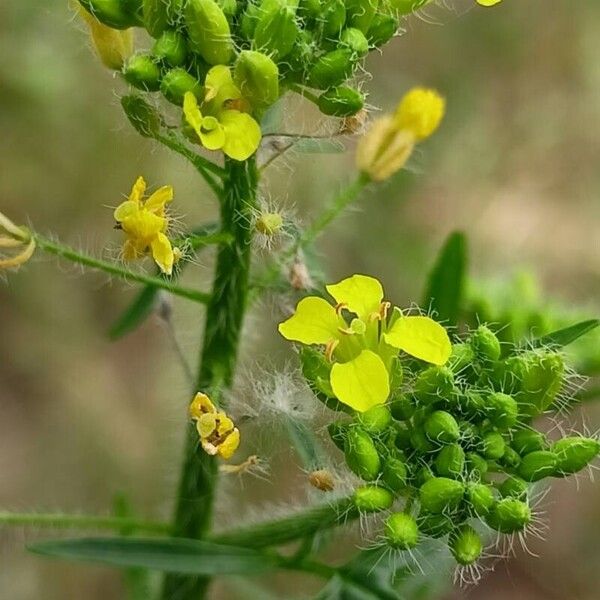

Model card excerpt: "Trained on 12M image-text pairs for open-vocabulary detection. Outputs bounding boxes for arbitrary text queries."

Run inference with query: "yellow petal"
[384,315,451,366]
[122,238,144,260]
[220,110,261,161]
[128,176,146,204]
[150,232,174,275]
[183,92,203,137]
[145,185,173,215]
[199,116,226,151]
[114,200,139,222]
[330,350,390,412]
[204,65,241,112]
[477,0,502,5]
[218,428,240,460]
[189,392,216,419]
[394,87,445,142]
[197,414,217,439]
[215,412,234,436]
[278,296,343,345]
[326,274,384,320]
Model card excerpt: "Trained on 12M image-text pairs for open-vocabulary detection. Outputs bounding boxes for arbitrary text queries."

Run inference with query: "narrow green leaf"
[28,537,278,575]
[109,286,159,340]
[531,319,600,349]
[423,231,467,325]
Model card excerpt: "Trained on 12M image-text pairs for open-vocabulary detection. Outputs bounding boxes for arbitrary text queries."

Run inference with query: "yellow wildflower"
[394,88,446,142]
[279,274,451,412]
[0,210,36,270]
[189,392,240,460]
[113,176,180,275]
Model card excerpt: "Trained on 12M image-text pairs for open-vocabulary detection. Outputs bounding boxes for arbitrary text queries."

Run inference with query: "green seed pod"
[344,428,381,481]
[466,452,488,479]
[417,512,455,538]
[393,425,412,451]
[143,0,183,37]
[317,86,364,117]
[234,50,279,112]
[435,443,465,479]
[79,0,141,29]
[459,420,479,447]
[486,392,519,430]
[459,391,485,419]
[500,446,522,469]
[425,411,460,444]
[160,68,202,105]
[552,436,600,476]
[356,404,392,434]
[123,53,161,91]
[385,513,419,549]
[390,394,415,421]
[185,0,234,66]
[512,429,546,456]
[321,0,347,37]
[328,421,349,451]
[413,366,455,406]
[449,525,482,566]
[499,476,528,500]
[367,13,398,48]
[486,498,531,533]
[308,49,357,89]
[448,342,475,375]
[346,0,378,33]
[466,482,495,517]
[410,428,435,453]
[419,477,465,514]
[253,1,299,61]
[389,0,431,16]
[340,28,369,57]
[121,94,162,138]
[353,485,394,512]
[414,464,435,487]
[471,325,502,363]
[482,432,506,460]
[382,457,408,492]
[153,30,188,67]
[518,450,557,482]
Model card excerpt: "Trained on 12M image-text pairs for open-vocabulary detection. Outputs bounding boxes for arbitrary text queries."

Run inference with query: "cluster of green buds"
[317,323,599,568]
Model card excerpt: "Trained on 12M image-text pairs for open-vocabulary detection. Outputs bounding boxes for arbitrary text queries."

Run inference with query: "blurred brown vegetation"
[1,1,599,598]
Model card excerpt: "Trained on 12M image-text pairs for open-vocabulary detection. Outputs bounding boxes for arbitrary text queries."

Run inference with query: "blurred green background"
[1,0,599,598]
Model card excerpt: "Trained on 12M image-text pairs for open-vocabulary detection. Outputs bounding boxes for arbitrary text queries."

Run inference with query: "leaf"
[28,537,278,575]
[530,319,600,349]
[423,231,467,325]
[109,286,159,340]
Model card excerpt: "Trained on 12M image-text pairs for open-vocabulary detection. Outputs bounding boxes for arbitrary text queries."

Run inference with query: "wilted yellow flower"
[114,176,180,275]
[0,211,36,270]
[189,392,240,460]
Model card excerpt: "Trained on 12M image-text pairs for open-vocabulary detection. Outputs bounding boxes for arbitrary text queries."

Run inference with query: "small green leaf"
[423,231,467,325]
[29,537,278,575]
[531,319,600,349]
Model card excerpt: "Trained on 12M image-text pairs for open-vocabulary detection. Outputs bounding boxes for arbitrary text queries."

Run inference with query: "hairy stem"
[161,157,258,600]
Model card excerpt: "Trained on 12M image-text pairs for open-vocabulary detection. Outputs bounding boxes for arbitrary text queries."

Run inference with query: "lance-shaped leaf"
[530,319,599,350]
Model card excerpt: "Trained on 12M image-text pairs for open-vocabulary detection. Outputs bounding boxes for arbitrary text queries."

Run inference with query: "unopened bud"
[123,53,162,91]
[413,365,455,405]
[518,450,557,482]
[356,404,392,434]
[511,429,546,456]
[253,1,299,61]
[234,50,279,112]
[385,513,419,549]
[340,27,369,57]
[318,86,365,118]
[419,477,464,514]
[470,325,501,363]
[367,13,398,48]
[481,432,505,460]
[499,476,528,500]
[424,410,460,444]
[308,49,357,89]
[486,498,531,533]
[382,457,408,492]
[486,392,519,430]
[434,443,465,479]
[552,436,600,476]
[344,427,381,481]
[160,68,202,105]
[353,485,394,512]
[466,482,496,517]
[153,30,188,66]
[255,212,283,236]
[449,525,482,566]
[185,0,234,65]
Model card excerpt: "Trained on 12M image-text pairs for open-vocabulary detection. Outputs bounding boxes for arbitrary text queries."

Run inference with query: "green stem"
[161,157,258,600]
[35,235,210,304]
[0,512,170,534]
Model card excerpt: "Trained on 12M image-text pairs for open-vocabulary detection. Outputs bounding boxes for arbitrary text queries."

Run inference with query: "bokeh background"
[1,0,599,598]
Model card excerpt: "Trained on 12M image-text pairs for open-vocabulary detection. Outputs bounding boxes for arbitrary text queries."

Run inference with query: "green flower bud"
[486,392,519,430]
[500,446,522,469]
[471,325,501,363]
[353,485,394,512]
[160,68,202,105]
[448,342,475,376]
[367,14,398,48]
[466,452,488,478]
[123,53,161,91]
[143,0,183,37]
[459,420,479,447]
[153,30,188,67]
[299,0,321,20]
[234,50,279,112]
[511,429,546,456]
[340,28,369,57]
[417,512,455,538]
[318,86,365,117]
[344,428,381,481]
[389,0,431,16]
[482,432,505,460]
[419,477,465,514]
[425,410,460,444]
[79,0,141,29]
[414,464,435,487]
[413,366,455,405]
[346,0,378,33]
[486,498,531,533]
[382,457,408,492]
[385,513,419,549]
[393,425,412,451]
[466,482,496,517]
[449,525,482,566]
[499,476,528,500]
[253,1,299,61]
[412,405,432,426]
[121,94,162,138]
[328,421,349,451]
[390,394,415,421]
[410,428,435,453]
[356,404,392,434]
[321,0,347,37]
[518,450,557,482]
[435,443,465,479]
[552,436,600,476]
[459,391,485,419]
[185,0,234,66]
[308,49,357,89]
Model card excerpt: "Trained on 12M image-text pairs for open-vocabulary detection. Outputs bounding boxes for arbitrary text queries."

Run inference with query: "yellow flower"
[477,0,502,6]
[183,66,261,161]
[113,176,180,275]
[189,392,240,460]
[0,210,36,270]
[278,274,451,412]
[356,87,445,182]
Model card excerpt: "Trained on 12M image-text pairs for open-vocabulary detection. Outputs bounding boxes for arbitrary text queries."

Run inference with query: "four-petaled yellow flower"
[0,210,36,270]
[189,392,240,460]
[114,176,180,275]
[183,66,261,162]
[279,274,451,412]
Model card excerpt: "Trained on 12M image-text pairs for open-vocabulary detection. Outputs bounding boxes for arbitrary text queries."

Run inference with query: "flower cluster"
[281,275,599,570]
[0,211,36,270]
